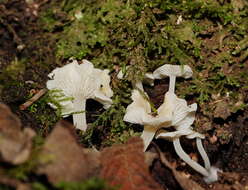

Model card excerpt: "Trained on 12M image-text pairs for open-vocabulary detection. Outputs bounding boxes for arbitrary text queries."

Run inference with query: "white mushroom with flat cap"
[46,59,113,131]
[153,64,193,92]
[153,64,219,183]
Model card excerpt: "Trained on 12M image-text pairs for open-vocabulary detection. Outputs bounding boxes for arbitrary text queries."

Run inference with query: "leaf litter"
[0,103,35,165]
[0,103,248,189]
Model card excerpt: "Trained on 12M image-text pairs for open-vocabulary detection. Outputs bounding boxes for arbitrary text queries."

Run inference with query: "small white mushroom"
[156,93,203,141]
[124,89,172,127]
[46,59,113,131]
[153,64,193,93]
[123,65,193,150]
[123,63,218,183]
[156,92,218,183]
[123,89,172,150]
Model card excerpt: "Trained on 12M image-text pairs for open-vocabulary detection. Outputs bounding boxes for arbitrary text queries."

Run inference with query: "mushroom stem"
[196,137,211,170]
[169,75,176,93]
[133,80,144,91]
[72,99,87,131]
[173,138,209,177]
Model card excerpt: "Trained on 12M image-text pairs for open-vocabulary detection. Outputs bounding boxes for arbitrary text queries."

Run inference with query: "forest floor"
[0,0,248,190]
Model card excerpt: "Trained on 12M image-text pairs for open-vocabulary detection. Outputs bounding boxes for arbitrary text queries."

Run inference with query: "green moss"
[104,129,141,146]
[4,58,26,80]
[0,58,26,86]
[56,178,117,190]
[26,90,66,135]
[36,0,248,143]
[32,178,116,190]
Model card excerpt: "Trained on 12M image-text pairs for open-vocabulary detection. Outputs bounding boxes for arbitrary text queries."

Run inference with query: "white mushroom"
[123,89,172,150]
[153,64,193,93]
[123,65,193,150]
[156,92,218,183]
[46,59,113,131]
[123,63,218,183]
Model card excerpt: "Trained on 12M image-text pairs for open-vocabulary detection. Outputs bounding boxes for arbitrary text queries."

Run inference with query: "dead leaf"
[37,120,101,184]
[0,103,35,165]
[100,137,163,190]
[153,143,205,190]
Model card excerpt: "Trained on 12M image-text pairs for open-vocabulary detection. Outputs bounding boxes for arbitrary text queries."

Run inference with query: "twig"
[38,0,51,7]
[152,142,174,170]
[152,142,205,190]
[19,89,47,110]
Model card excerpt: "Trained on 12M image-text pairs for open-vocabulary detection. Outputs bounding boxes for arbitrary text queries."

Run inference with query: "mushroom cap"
[156,92,204,140]
[47,60,97,100]
[157,92,196,129]
[94,68,113,98]
[157,92,175,118]
[172,100,197,129]
[93,67,113,109]
[124,89,172,151]
[123,89,153,125]
[153,64,193,79]
[47,59,113,116]
[47,60,97,116]
[123,89,171,127]
[156,128,204,141]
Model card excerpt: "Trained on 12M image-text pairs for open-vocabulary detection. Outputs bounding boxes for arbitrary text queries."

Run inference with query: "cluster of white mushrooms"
[46,60,219,183]
[123,64,219,183]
